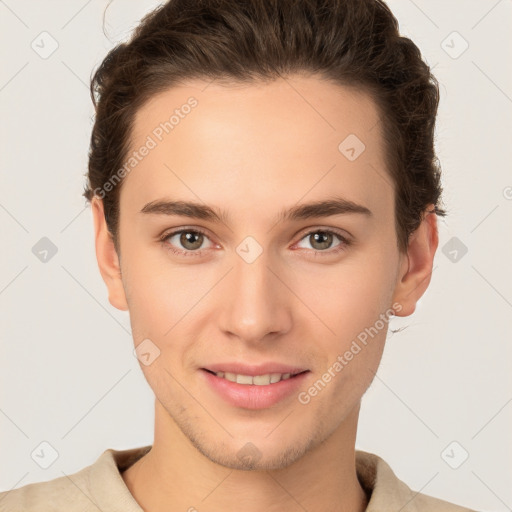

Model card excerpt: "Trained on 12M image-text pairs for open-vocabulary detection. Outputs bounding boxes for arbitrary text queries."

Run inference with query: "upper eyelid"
[162,227,214,242]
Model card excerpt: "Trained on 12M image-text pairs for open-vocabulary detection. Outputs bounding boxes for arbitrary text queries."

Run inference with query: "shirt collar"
[87,445,425,511]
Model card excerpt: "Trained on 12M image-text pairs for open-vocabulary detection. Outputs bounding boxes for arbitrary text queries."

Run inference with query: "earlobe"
[91,197,129,312]
[391,206,439,317]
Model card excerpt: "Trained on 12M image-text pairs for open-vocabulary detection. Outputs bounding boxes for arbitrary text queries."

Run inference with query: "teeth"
[236,374,253,385]
[214,371,297,385]
[270,373,281,383]
[253,374,271,385]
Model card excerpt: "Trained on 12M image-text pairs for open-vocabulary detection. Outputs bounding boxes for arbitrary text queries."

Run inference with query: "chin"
[198,439,313,471]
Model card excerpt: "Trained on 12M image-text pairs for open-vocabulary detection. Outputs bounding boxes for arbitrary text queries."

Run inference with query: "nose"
[217,250,293,344]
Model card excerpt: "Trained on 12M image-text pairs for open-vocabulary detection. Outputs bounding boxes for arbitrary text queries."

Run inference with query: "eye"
[159,227,352,258]
[295,229,351,254]
[159,228,215,256]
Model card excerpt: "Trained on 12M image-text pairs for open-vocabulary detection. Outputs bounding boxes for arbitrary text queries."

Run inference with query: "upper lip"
[202,363,309,376]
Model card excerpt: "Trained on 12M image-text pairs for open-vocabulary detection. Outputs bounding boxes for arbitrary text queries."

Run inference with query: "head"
[85,0,443,470]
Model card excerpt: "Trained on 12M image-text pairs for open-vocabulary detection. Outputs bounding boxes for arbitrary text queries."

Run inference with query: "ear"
[91,196,129,311]
[391,205,439,317]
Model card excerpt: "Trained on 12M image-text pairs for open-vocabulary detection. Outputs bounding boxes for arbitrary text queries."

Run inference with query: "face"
[93,74,435,471]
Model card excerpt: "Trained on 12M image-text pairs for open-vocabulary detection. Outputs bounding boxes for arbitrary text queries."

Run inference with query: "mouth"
[200,367,311,409]
[202,368,309,386]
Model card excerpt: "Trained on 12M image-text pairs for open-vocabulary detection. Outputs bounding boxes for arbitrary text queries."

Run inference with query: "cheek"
[122,247,202,333]
[291,251,398,401]
[307,274,391,409]
[294,255,396,343]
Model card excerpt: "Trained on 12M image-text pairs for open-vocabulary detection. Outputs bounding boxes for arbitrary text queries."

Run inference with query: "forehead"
[122,75,391,223]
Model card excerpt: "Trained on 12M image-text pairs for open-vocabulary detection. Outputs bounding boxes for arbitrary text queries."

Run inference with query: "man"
[0,0,478,510]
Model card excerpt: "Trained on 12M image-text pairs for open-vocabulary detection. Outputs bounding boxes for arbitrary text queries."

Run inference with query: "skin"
[91,74,438,512]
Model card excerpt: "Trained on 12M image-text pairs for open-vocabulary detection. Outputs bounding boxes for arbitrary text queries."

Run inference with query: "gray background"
[1,1,511,510]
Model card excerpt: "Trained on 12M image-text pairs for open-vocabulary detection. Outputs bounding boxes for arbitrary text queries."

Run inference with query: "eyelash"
[159,227,352,258]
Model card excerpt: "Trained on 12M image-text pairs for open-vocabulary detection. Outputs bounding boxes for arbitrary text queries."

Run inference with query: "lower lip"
[201,369,310,410]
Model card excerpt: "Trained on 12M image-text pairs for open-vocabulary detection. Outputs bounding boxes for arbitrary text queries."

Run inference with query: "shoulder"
[0,467,90,511]
[356,450,479,512]
[0,445,150,512]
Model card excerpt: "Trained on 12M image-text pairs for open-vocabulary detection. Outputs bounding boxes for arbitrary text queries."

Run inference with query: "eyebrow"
[139,196,373,224]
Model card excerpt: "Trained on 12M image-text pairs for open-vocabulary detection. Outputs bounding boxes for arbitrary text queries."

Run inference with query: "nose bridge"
[218,247,291,342]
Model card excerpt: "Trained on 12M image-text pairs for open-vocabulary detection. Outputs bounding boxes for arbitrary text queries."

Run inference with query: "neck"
[122,400,368,512]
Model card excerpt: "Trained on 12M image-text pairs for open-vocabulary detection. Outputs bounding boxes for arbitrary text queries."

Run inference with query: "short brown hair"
[83,0,446,254]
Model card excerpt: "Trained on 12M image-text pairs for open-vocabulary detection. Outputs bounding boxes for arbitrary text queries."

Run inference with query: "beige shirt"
[0,445,476,511]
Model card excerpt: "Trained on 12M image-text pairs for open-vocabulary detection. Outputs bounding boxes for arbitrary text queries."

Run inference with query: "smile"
[205,370,305,386]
